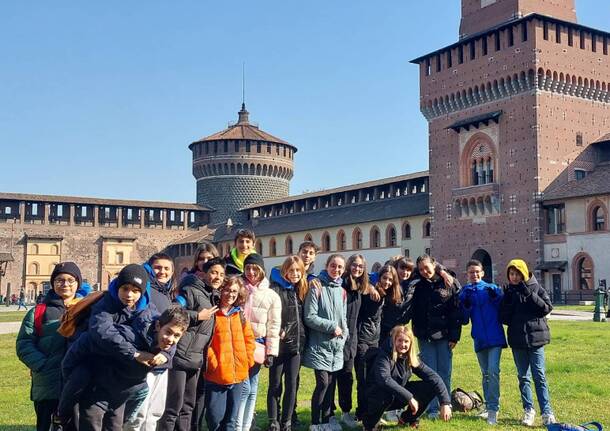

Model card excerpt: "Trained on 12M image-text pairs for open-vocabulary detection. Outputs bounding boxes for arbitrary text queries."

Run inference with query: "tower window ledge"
[452,182,499,199]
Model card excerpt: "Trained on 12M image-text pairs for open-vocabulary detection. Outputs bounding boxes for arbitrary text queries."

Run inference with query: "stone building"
[411,0,610,283]
[0,193,210,300]
[191,104,296,225]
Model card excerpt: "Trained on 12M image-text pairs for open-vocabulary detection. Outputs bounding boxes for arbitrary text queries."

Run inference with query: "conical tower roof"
[192,104,295,149]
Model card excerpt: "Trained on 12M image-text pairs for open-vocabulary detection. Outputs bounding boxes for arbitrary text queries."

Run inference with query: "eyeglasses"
[351,264,365,269]
[54,279,77,286]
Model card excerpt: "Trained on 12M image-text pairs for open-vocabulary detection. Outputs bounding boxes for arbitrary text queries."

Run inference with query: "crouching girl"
[204,277,255,431]
[362,325,451,431]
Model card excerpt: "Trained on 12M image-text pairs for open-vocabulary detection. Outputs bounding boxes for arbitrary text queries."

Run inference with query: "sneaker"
[309,425,321,431]
[268,420,281,431]
[487,411,498,425]
[522,409,536,427]
[377,417,388,426]
[383,410,400,423]
[542,414,557,425]
[328,417,342,431]
[340,412,358,428]
[478,410,489,419]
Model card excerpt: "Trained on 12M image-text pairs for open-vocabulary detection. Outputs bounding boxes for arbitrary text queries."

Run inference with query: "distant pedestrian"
[36,292,45,305]
[18,289,28,310]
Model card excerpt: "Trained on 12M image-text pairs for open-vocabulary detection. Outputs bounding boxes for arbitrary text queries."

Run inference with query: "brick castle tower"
[412,0,610,281]
[190,104,297,224]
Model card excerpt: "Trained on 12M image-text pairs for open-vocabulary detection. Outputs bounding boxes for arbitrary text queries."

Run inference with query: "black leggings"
[158,367,199,431]
[267,353,301,425]
[354,344,375,418]
[362,380,437,429]
[311,370,337,425]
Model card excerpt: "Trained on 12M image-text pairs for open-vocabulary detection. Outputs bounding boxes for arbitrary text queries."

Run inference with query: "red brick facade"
[413,0,610,282]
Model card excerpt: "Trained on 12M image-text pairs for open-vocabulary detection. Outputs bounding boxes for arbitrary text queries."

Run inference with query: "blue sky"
[2,1,609,203]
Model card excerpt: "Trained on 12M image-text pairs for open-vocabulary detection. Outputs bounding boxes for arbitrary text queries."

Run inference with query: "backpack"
[450,388,484,412]
[57,291,105,338]
[33,303,47,336]
[547,423,603,431]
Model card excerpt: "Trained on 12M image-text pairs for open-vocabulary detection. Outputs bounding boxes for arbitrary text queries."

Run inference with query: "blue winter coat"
[303,270,348,372]
[459,281,507,352]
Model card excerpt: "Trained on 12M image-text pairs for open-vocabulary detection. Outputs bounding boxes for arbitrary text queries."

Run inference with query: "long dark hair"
[344,254,370,293]
[191,242,219,272]
[376,265,402,305]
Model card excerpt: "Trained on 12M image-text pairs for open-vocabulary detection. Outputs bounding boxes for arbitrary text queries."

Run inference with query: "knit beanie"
[51,262,82,288]
[117,264,148,291]
[244,253,265,272]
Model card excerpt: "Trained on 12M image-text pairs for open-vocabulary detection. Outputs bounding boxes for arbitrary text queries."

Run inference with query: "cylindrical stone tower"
[190,104,296,224]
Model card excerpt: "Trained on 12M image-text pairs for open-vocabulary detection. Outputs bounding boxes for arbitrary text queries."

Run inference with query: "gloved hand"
[264,355,274,368]
[486,286,498,299]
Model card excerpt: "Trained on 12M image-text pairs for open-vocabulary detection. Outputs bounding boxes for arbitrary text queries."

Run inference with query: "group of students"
[16,227,558,431]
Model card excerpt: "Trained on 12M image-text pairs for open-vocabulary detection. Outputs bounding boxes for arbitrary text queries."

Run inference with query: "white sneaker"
[478,410,489,419]
[522,408,536,426]
[487,411,498,425]
[328,417,342,431]
[542,414,557,425]
[309,425,320,431]
[340,412,358,428]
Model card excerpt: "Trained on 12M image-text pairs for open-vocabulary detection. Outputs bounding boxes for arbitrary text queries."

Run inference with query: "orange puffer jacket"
[204,307,255,386]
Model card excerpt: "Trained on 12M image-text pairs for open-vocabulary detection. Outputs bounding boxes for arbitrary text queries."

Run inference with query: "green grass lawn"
[0,311,28,323]
[2,321,609,430]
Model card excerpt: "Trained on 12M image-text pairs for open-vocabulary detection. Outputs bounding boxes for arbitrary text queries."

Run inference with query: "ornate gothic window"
[461,134,497,187]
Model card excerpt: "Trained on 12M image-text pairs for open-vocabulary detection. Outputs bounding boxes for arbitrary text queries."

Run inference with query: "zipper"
[228,313,236,383]
[293,289,300,352]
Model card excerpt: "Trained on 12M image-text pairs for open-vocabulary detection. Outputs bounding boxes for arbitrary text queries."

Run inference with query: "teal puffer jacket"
[16,291,68,401]
[303,270,348,372]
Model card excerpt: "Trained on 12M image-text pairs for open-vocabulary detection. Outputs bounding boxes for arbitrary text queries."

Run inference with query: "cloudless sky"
[2,1,609,203]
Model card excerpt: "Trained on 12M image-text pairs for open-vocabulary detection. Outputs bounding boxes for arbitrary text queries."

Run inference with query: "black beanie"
[244,253,265,272]
[117,264,148,291]
[51,262,82,288]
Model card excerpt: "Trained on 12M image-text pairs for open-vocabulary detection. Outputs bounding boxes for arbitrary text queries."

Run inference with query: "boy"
[225,229,256,275]
[459,260,506,425]
[158,257,225,431]
[500,259,556,426]
[298,240,319,281]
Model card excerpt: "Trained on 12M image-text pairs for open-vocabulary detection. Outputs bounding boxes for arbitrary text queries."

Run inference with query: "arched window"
[423,220,432,238]
[321,232,331,252]
[30,244,39,255]
[50,245,59,255]
[573,253,594,290]
[336,230,346,251]
[269,238,277,257]
[352,228,363,250]
[255,240,263,256]
[461,133,496,187]
[285,236,293,255]
[403,222,411,239]
[29,262,39,275]
[592,206,606,231]
[370,226,380,248]
[304,233,313,242]
[386,225,397,247]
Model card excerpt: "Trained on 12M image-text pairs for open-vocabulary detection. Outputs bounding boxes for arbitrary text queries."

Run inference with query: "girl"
[392,257,415,284]
[378,265,408,343]
[361,325,452,430]
[303,254,348,430]
[334,254,370,428]
[16,262,85,431]
[500,259,556,426]
[267,256,309,431]
[405,254,461,419]
[235,254,281,431]
[124,253,177,431]
[204,277,255,431]
[188,242,219,278]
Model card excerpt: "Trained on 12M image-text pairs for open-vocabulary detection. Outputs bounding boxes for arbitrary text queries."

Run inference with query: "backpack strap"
[33,303,47,337]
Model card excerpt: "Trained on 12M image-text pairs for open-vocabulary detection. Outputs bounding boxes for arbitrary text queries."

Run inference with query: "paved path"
[548,309,596,321]
[0,322,21,334]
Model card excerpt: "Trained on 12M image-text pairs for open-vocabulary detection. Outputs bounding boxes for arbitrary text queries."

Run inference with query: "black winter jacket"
[173,275,219,371]
[500,275,552,349]
[366,340,450,405]
[404,274,462,343]
[357,293,383,348]
[269,268,306,356]
[342,277,363,364]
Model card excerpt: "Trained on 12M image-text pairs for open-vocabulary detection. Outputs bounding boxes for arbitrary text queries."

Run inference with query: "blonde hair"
[280,256,308,301]
[390,325,420,368]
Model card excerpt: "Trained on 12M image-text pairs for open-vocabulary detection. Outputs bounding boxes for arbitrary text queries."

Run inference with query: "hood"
[244,276,270,293]
[108,276,151,312]
[143,262,173,296]
[222,305,242,317]
[318,270,342,286]
[506,259,530,282]
[270,267,293,289]
[76,282,92,299]
[178,273,209,293]
[369,272,379,286]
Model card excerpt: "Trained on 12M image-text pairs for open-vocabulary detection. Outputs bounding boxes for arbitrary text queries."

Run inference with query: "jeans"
[512,347,553,415]
[235,364,261,431]
[124,371,168,431]
[475,347,502,412]
[418,338,452,415]
[205,381,244,431]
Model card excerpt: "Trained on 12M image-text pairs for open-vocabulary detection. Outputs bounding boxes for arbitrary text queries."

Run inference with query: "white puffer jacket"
[244,278,282,356]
